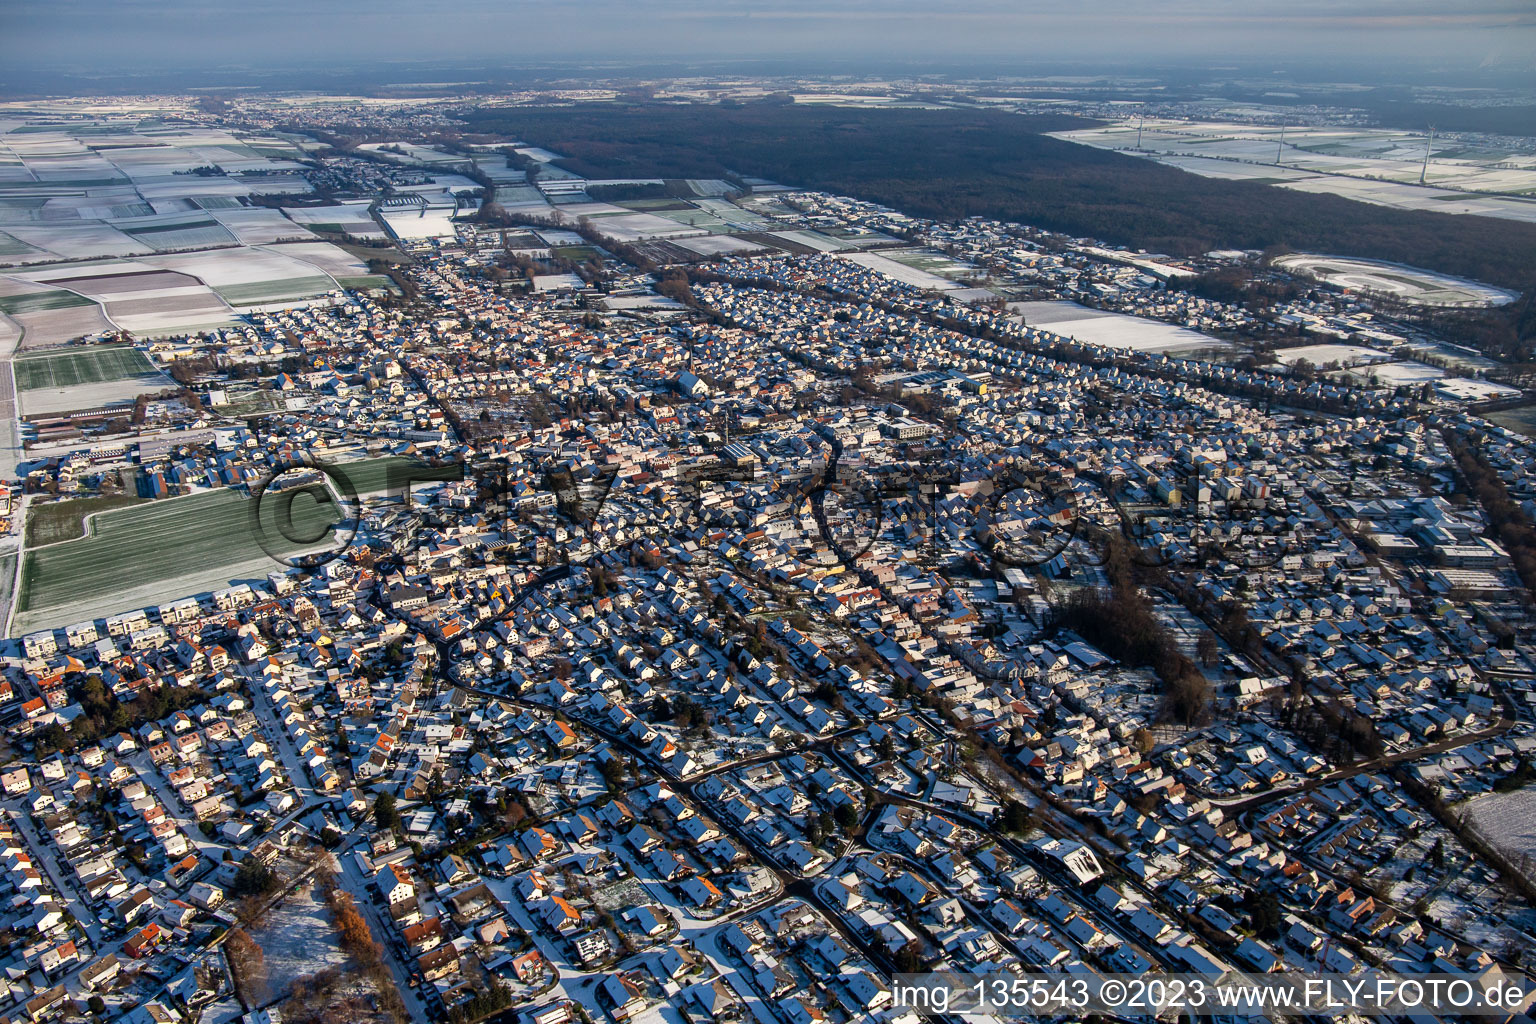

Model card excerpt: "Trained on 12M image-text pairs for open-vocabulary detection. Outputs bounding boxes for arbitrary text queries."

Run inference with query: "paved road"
[4,803,103,945]
[245,674,319,806]
[332,840,436,1023]
[127,753,232,860]
[1217,716,1514,816]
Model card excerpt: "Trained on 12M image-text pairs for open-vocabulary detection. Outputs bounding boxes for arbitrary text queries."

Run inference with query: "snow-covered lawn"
[1465,787,1536,863]
[249,882,349,998]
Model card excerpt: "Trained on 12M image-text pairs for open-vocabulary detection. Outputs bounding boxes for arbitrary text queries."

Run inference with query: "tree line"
[461,102,1536,293]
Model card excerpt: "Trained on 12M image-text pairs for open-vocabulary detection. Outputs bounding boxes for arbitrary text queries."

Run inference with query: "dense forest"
[463,102,1536,293]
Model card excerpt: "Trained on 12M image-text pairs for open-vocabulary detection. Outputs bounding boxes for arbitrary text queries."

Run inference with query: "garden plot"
[1009,299,1233,354]
[1274,253,1518,307]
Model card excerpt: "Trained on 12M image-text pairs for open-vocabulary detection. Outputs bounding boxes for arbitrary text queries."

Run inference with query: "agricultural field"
[0,231,42,258]
[765,229,853,253]
[672,235,765,257]
[1272,253,1517,307]
[0,277,113,348]
[119,215,238,252]
[13,343,156,390]
[0,289,95,317]
[23,494,146,547]
[12,484,346,635]
[552,204,704,241]
[6,261,236,336]
[1055,118,1536,225]
[265,241,372,281]
[0,118,369,327]
[0,221,152,262]
[379,205,459,240]
[280,201,389,240]
[208,207,318,244]
[836,250,965,291]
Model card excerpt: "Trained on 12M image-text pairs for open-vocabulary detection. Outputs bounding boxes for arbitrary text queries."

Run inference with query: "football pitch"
[13,345,157,391]
[15,486,345,633]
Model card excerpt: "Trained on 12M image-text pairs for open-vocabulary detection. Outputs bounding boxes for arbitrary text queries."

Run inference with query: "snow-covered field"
[1273,343,1392,367]
[2,222,152,262]
[674,234,764,257]
[769,230,851,253]
[249,883,349,998]
[1054,119,1536,226]
[837,251,961,291]
[1465,788,1536,864]
[571,210,705,241]
[1274,253,1518,307]
[1010,300,1233,354]
[1346,360,1444,386]
[380,206,459,240]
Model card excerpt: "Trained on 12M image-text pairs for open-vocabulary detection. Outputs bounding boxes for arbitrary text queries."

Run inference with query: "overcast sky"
[3,0,1533,81]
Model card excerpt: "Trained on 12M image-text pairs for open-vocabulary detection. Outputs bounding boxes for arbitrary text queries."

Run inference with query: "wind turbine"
[1419,124,1436,184]
[1275,121,1287,165]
